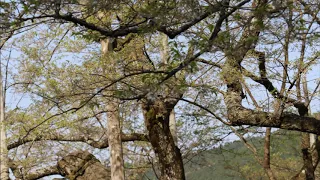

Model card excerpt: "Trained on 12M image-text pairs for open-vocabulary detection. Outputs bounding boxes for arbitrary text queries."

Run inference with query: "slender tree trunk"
[106,100,124,180]
[242,80,276,180]
[264,127,276,180]
[299,80,314,179]
[302,74,319,170]
[160,33,178,144]
[301,74,316,180]
[0,55,9,179]
[142,99,185,180]
[301,132,314,180]
[296,30,317,179]
[101,38,125,180]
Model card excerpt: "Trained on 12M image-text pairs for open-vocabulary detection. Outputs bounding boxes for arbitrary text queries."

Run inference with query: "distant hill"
[142,129,305,180]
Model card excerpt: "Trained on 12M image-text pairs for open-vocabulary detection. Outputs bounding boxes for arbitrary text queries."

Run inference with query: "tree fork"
[142,98,185,180]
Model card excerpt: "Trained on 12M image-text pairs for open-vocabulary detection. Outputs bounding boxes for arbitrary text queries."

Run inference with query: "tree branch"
[8,133,148,150]
[10,160,59,180]
[225,95,320,135]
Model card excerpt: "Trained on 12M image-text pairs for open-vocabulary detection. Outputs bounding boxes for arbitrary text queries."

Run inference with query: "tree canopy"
[0,0,319,179]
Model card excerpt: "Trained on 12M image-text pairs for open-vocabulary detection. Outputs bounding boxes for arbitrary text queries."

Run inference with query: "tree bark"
[11,151,110,180]
[102,38,125,180]
[160,33,178,144]
[301,132,314,180]
[0,53,9,180]
[311,113,320,169]
[106,99,125,180]
[169,111,178,144]
[264,128,276,180]
[300,75,316,180]
[142,98,185,180]
[57,151,110,180]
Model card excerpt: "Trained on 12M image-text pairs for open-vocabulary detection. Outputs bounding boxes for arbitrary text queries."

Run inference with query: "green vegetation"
[143,130,303,180]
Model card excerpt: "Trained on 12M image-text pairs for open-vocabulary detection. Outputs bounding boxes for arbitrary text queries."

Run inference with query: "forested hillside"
[143,130,306,180]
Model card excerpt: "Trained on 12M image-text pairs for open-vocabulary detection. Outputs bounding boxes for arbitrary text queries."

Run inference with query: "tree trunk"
[300,75,316,180]
[169,111,178,144]
[0,56,9,180]
[311,113,320,169]
[106,100,125,180]
[142,98,185,180]
[301,132,314,180]
[160,33,178,144]
[57,151,111,180]
[295,30,318,179]
[264,128,276,180]
[101,38,125,180]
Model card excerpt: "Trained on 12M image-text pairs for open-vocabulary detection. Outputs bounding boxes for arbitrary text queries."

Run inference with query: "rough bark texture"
[134,33,185,179]
[142,98,185,180]
[57,151,111,180]
[102,38,125,180]
[225,98,320,134]
[12,165,60,180]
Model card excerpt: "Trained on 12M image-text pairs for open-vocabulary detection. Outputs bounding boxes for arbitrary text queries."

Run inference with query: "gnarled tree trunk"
[142,98,185,180]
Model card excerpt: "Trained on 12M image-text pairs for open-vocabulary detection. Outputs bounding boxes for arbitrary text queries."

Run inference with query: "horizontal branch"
[10,160,59,180]
[24,166,60,180]
[8,133,148,150]
[225,92,320,134]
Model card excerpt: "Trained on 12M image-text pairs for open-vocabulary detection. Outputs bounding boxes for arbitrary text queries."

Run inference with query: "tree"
[0,0,319,179]
[102,38,125,180]
[1,5,15,177]
[0,42,9,180]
